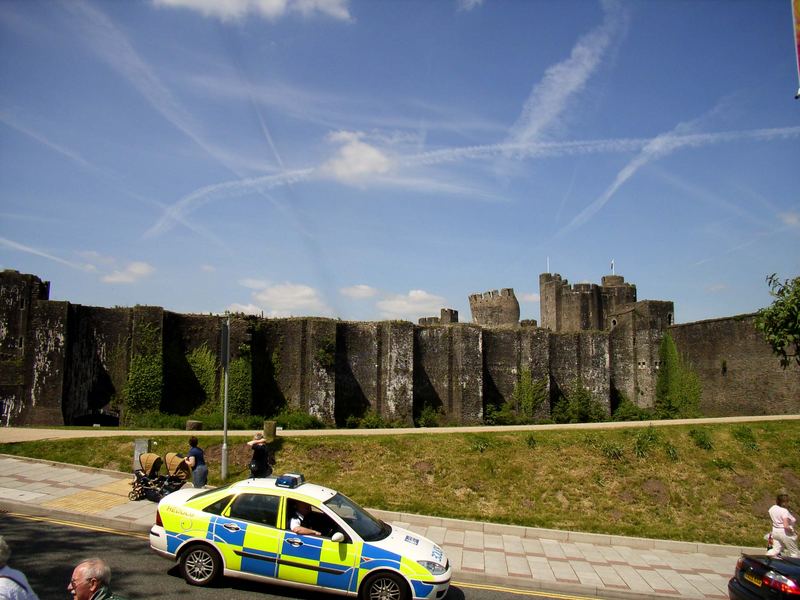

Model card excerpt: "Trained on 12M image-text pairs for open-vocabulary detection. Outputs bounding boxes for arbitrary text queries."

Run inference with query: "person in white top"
[0,536,39,600]
[768,488,799,557]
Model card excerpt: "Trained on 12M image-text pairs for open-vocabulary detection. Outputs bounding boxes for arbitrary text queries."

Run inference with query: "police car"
[149,473,451,600]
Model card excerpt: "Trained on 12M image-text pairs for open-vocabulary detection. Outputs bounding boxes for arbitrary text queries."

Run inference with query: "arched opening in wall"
[667,313,673,325]
[611,319,617,327]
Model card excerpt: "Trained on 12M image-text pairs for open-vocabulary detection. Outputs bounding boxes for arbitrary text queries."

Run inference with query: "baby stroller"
[129,452,165,501]
[161,452,191,496]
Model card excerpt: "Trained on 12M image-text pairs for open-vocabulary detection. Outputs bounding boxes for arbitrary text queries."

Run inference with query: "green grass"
[2,420,798,547]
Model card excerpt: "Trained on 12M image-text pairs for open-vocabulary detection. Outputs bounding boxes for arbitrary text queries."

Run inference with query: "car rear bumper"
[728,576,762,600]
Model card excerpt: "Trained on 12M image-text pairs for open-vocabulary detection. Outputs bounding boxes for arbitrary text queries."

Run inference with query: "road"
[0,514,595,600]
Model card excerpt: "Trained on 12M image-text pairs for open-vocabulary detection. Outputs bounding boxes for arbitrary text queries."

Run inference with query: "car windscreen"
[324,493,390,541]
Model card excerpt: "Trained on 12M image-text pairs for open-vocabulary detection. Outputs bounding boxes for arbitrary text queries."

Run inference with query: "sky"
[1,0,798,325]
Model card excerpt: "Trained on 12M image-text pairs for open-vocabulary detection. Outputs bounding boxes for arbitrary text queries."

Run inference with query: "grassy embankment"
[1,419,798,547]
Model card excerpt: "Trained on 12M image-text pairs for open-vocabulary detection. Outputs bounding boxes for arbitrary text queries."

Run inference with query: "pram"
[129,451,191,502]
[162,452,192,495]
[129,452,165,501]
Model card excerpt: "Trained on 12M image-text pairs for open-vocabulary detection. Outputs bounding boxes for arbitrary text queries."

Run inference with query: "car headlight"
[417,560,447,576]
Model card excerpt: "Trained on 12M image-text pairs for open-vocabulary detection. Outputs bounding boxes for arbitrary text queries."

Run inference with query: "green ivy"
[512,369,548,420]
[654,333,701,419]
[551,379,607,424]
[187,344,219,414]
[226,356,252,416]
[315,337,336,370]
[125,354,162,414]
[124,321,162,420]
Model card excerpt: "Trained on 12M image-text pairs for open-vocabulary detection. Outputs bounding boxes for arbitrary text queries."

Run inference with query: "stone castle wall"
[669,315,799,416]
[1,269,798,427]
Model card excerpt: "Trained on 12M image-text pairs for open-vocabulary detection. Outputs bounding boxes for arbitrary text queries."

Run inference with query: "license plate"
[744,571,762,587]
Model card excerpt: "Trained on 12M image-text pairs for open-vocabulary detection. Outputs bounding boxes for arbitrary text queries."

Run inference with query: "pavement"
[0,453,759,600]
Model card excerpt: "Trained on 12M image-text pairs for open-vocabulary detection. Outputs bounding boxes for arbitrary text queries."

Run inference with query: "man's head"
[189,436,199,448]
[296,501,312,515]
[0,536,10,569]
[68,558,111,600]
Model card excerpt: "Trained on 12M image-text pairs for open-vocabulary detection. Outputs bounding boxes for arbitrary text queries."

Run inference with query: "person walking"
[67,558,127,600]
[768,488,799,557]
[184,436,208,488]
[0,536,39,600]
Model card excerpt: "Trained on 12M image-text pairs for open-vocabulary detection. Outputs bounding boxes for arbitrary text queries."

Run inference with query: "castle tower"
[539,273,637,333]
[468,289,520,327]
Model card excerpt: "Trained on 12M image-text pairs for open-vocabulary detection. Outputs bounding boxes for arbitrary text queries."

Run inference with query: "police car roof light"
[275,473,305,488]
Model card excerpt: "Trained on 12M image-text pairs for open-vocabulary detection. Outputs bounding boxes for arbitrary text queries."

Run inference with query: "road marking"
[454,580,594,600]
[3,512,148,540]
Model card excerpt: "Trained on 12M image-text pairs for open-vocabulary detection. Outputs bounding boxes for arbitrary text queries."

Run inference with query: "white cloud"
[152,0,352,22]
[321,131,392,183]
[102,262,155,283]
[239,278,269,290]
[200,264,216,272]
[0,236,90,271]
[376,289,446,321]
[505,0,627,151]
[340,284,378,299]
[252,282,333,317]
[521,292,540,303]
[228,302,263,315]
[457,0,483,11]
[780,212,800,227]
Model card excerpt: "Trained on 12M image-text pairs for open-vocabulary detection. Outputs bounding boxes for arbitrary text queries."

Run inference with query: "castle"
[0,269,797,427]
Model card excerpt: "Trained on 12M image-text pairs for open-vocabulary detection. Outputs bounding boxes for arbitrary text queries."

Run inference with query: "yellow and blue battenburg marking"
[158,488,449,600]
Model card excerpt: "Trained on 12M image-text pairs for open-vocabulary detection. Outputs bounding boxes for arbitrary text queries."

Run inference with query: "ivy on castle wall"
[315,336,336,370]
[186,343,219,414]
[124,321,162,417]
[655,333,701,419]
[226,343,252,416]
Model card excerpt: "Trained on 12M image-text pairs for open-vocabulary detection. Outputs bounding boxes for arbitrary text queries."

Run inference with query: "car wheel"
[179,544,221,586]
[360,571,409,600]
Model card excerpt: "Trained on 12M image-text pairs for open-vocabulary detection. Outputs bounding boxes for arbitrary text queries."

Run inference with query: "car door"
[211,492,284,579]
[278,498,360,592]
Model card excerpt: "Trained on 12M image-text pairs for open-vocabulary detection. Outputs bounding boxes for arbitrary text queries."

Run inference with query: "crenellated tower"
[468,288,520,327]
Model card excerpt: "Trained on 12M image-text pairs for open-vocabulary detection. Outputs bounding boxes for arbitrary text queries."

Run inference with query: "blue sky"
[1,0,798,324]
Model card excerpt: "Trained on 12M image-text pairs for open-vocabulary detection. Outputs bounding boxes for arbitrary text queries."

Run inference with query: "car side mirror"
[331,532,345,543]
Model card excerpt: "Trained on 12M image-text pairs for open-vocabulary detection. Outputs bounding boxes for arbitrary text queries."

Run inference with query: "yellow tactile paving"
[93,478,133,496]
[43,490,129,513]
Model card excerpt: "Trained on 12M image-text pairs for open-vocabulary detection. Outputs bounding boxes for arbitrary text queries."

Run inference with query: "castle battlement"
[418,308,459,326]
[539,272,637,333]
[468,288,519,327]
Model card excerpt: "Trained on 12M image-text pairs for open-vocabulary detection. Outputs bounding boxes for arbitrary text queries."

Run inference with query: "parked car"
[729,554,800,599]
[150,473,451,600]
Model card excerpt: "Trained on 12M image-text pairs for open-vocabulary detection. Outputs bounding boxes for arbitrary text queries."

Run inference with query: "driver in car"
[289,501,322,536]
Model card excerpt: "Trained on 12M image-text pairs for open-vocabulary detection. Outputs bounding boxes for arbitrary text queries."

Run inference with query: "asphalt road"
[0,514,595,600]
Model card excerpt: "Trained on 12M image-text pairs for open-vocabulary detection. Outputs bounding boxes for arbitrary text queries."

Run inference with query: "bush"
[552,380,607,424]
[273,409,326,430]
[416,405,444,427]
[612,397,654,422]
